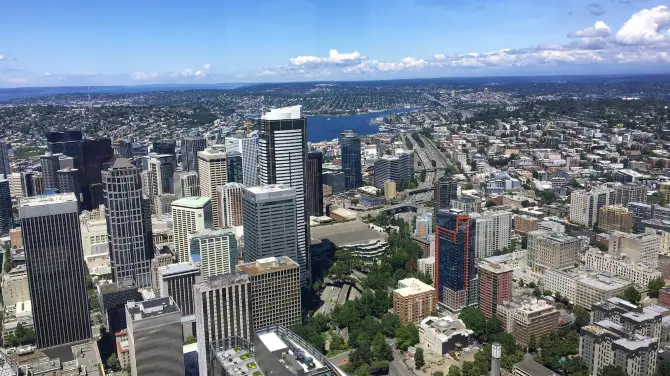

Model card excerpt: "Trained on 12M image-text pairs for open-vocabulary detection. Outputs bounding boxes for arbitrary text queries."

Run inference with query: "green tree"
[447,366,461,376]
[648,277,665,298]
[485,200,496,208]
[354,364,371,376]
[599,365,628,376]
[528,334,537,353]
[620,286,641,305]
[371,333,393,361]
[459,307,487,341]
[415,348,425,369]
[184,335,196,345]
[573,306,591,329]
[330,332,345,351]
[657,361,670,376]
[381,313,401,338]
[107,353,121,371]
[3,246,12,273]
[518,279,525,287]
[395,323,419,351]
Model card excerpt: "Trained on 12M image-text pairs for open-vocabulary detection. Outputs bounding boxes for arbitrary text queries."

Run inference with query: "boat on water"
[327,118,331,121]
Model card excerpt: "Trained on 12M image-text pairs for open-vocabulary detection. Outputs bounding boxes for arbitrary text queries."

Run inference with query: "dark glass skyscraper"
[46,130,83,168]
[0,140,10,178]
[20,193,91,348]
[40,152,60,191]
[227,151,243,184]
[435,173,459,211]
[436,209,477,312]
[306,151,324,217]
[0,176,11,236]
[82,138,114,210]
[182,136,207,172]
[340,130,362,190]
[153,139,176,156]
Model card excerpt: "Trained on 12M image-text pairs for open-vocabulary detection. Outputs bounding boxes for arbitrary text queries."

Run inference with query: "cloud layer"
[250,5,670,80]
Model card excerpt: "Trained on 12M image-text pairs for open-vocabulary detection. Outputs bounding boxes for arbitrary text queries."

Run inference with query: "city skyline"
[0,1,669,87]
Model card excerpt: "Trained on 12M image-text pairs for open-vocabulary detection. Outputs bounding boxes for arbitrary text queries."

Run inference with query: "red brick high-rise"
[478,260,513,318]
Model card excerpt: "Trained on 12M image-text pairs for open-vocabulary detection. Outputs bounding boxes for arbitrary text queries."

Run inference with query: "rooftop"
[172,196,211,209]
[478,260,513,274]
[395,278,434,297]
[578,274,630,291]
[158,262,200,277]
[261,105,302,120]
[514,359,558,376]
[244,184,294,195]
[236,256,299,276]
[19,192,77,207]
[126,297,180,321]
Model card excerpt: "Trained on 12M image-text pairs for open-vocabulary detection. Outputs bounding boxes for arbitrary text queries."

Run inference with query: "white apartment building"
[172,197,213,263]
[544,268,579,303]
[197,148,228,229]
[189,228,237,281]
[472,211,512,259]
[576,274,631,311]
[569,188,615,227]
[583,248,662,286]
[609,231,660,269]
[527,230,580,274]
[418,257,436,287]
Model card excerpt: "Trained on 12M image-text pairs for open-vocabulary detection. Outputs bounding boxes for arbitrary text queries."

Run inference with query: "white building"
[527,230,580,274]
[418,316,473,355]
[609,231,660,269]
[197,148,228,229]
[1,265,30,307]
[189,228,237,281]
[583,248,662,286]
[418,257,436,287]
[171,197,213,263]
[80,219,109,259]
[569,188,615,227]
[472,210,512,259]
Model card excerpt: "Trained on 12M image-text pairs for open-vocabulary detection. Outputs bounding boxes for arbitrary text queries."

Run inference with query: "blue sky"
[1,0,669,87]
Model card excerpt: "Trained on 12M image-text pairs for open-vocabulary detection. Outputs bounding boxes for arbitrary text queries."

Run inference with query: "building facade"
[217,183,245,228]
[174,171,200,199]
[172,197,213,263]
[473,211,512,259]
[478,261,513,318]
[527,230,580,273]
[393,278,436,324]
[181,136,207,172]
[0,177,11,236]
[569,188,616,228]
[198,148,228,229]
[189,229,237,281]
[373,151,413,189]
[598,205,633,233]
[306,151,324,217]
[608,231,660,269]
[157,262,201,316]
[340,130,362,190]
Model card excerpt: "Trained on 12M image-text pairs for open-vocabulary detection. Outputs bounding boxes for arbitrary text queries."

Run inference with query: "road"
[402,134,435,188]
[390,359,415,376]
[419,134,449,169]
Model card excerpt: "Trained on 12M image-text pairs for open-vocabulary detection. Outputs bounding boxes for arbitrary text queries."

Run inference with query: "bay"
[305,108,418,143]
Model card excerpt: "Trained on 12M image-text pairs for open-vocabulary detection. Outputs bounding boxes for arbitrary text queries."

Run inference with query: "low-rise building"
[1,265,30,307]
[393,278,435,324]
[576,273,632,311]
[115,329,131,370]
[583,248,661,286]
[418,316,473,355]
[496,299,559,345]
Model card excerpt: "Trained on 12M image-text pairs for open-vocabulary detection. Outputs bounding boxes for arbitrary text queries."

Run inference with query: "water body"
[306,108,418,143]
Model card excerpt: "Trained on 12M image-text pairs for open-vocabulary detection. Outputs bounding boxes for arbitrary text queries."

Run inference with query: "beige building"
[172,197,213,263]
[115,329,131,370]
[197,148,228,229]
[583,248,662,286]
[418,257,436,287]
[497,299,559,345]
[80,219,109,259]
[661,182,670,204]
[217,183,245,227]
[609,231,660,269]
[393,278,435,325]
[514,215,539,235]
[576,274,631,311]
[1,265,30,307]
[236,256,301,330]
[527,230,580,273]
[9,228,22,249]
[384,180,397,200]
[598,205,633,233]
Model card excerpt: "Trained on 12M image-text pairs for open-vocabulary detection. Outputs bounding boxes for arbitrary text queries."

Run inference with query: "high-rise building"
[57,167,81,201]
[0,140,10,178]
[598,205,633,233]
[103,158,153,287]
[324,171,345,194]
[497,300,559,346]
[227,151,243,184]
[126,297,183,376]
[157,262,201,316]
[472,211,512,259]
[171,197,213,263]
[82,138,114,210]
[241,136,258,187]
[40,152,60,191]
[415,213,432,239]
[46,130,83,168]
[189,229,237,281]
[181,136,207,172]
[569,188,616,227]
[9,172,23,199]
[615,183,647,206]
[608,231,660,269]
[194,273,253,376]
[0,177,12,236]
[306,151,324,217]
[478,261,512,318]
[217,183,245,227]
[242,185,302,283]
[30,173,44,196]
[527,230,580,274]
[435,174,459,211]
[174,171,200,198]
[373,150,413,189]
[340,130,362,190]
[20,193,91,348]
[436,209,477,312]
[198,148,228,228]
[236,256,301,329]
[385,179,397,200]
[147,154,176,197]
[393,277,436,324]
[152,139,176,156]
[259,106,309,286]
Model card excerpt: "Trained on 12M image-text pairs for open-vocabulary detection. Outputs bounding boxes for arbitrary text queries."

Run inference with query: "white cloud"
[290,49,365,66]
[203,63,212,70]
[0,55,5,62]
[131,71,159,80]
[569,21,611,38]
[6,78,28,86]
[616,5,670,45]
[44,72,52,76]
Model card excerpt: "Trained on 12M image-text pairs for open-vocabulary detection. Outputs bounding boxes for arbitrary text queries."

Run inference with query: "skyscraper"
[478,261,512,318]
[436,209,477,312]
[0,140,10,178]
[181,136,207,172]
[157,262,201,316]
[40,152,60,191]
[217,183,245,227]
[46,130,83,168]
[340,130,362,190]
[242,185,301,283]
[82,138,114,210]
[306,151,324,217]
[147,154,176,197]
[194,273,253,376]
[227,151,243,184]
[241,136,258,187]
[0,176,12,236]
[103,158,153,287]
[472,211,512,259]
[57,167,81,200]
[189,229,237,281]
[198,148,228,228]
[259,105,309,286]
[373,150,413,189]
[435,173,459,211]
[152,139,176,157]
[174,171,200,198]
[171,197,213,263]
[20,193,91,348]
